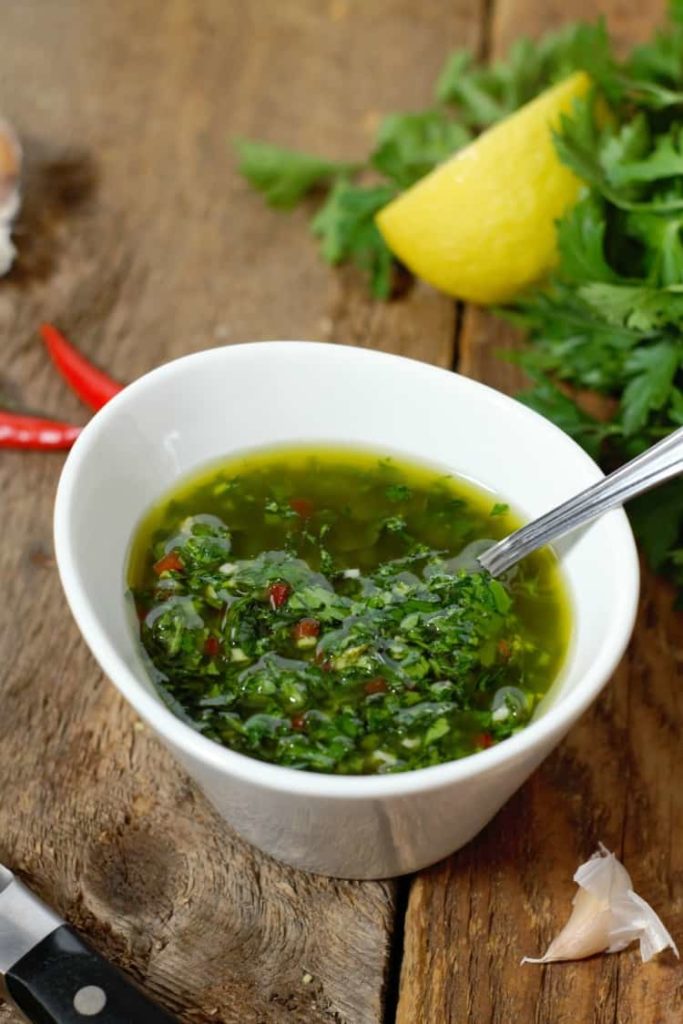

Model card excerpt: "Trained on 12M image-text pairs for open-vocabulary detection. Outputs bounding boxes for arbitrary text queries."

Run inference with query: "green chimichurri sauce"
[128,446,570,775]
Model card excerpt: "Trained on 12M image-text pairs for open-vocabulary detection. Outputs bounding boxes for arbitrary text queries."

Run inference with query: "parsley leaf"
[578,283,683,331]
[554,97,683,212]
[669,387,683,424]
[382,514,408,534]
[555,195,619,283]
[517,373,613,459]
[629,480,683,569]
[621,341,682,434]
[436,22,617,125]
[609,127,683,187]
[626,210,683,286]
[235,139,356,208]
[311,181,397,298]
[385,483,412,502]
[552,95,618,201]
[371,110,470,188]
[626,5,683,107]
[506,284,638,391]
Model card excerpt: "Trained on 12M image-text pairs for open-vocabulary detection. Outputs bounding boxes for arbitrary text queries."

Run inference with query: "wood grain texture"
[0,2,480,1022]
[399,2,682,1023]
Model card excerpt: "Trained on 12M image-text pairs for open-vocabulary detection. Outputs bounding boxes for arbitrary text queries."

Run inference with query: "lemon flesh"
[375,71,590,304]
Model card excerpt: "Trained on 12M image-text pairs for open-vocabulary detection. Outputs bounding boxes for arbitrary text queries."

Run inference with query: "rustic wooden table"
[1,1,681,1021]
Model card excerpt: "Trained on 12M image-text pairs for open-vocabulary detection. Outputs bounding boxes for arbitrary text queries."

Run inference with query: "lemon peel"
[376,71,591,304]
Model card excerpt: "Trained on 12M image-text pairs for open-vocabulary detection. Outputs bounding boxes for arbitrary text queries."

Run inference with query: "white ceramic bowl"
[54,342,639,879]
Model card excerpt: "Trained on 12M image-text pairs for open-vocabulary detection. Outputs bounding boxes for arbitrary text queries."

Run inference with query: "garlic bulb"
[523,843,679,964]
[0,119,21,276]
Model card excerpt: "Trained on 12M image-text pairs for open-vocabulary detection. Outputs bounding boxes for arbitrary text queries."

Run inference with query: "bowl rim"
[54,340,640,800]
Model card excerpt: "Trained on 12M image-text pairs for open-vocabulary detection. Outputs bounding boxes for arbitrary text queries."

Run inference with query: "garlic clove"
[522,892,613,963]
[574,842,632,900]
[608,891,679,962]
[523,845,679,965]
[0,118,21,276]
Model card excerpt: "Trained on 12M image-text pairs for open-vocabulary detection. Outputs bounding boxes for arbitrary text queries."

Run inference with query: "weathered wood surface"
[2,1,682,1023]
[398,1,683,1023]
[0,2,473,1022]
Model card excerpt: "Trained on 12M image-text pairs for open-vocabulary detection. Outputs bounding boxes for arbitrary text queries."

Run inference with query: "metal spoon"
[477,425,683,577]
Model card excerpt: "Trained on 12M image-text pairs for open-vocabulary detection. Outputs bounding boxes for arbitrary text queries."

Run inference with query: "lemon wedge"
[375,71,590,304]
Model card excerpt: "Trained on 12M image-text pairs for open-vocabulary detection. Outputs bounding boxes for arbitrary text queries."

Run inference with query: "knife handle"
[6,925,178,1024]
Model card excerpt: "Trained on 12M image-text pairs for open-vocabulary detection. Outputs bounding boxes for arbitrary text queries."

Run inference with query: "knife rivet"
[73,985,107,1015]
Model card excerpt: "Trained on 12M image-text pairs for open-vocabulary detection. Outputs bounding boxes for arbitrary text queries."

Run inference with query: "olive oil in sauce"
[129,446,570,775]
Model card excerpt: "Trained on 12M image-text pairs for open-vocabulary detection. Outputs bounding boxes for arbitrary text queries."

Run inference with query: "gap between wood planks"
[381,2,494,1020]
[381,877,411,1024]
[450,302,466,373]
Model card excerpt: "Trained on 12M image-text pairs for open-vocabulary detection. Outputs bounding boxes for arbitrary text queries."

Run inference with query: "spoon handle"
[478,425,683,577]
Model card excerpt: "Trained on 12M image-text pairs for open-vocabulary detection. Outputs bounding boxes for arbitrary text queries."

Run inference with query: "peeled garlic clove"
[523,844,679,965]
[0,118,21,276]
[522,891,614,963]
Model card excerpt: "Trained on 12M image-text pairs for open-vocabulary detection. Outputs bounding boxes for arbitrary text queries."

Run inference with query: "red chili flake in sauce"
[314,650,333,672]
[474,732,494,749]
[293,618,320,641]
[204,636,221,656]
[289,497,314,519]
[291,714,306,731]
[364,677,389,695]
[497,639,511,659]
[268,581,291,609]
[153,551,184,575]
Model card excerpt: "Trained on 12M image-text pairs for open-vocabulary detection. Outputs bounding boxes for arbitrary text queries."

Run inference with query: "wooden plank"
[0,2,482,1022]
[398,1,683,1023]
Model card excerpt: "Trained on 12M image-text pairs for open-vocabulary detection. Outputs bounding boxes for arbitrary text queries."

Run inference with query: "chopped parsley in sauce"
[128,447,570,774]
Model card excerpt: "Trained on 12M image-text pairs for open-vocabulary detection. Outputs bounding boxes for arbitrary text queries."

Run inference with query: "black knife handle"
[6,925,178,1024]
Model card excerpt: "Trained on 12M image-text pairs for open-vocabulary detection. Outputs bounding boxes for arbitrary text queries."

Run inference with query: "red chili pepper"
[314,650,332,672]
[293,618,320,641]
[364,677,389,695]
[291,713,306,731]
[153,551,184,575]
[497,639,511,659]
[289,497,314,519]
[474,732,494,749]
[40,323,124,411]
[268,581,291,609]
[204,636,221,656]
[0,410,81,450]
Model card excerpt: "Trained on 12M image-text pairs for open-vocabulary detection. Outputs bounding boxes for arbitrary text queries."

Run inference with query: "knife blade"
[0,863,178,1023]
